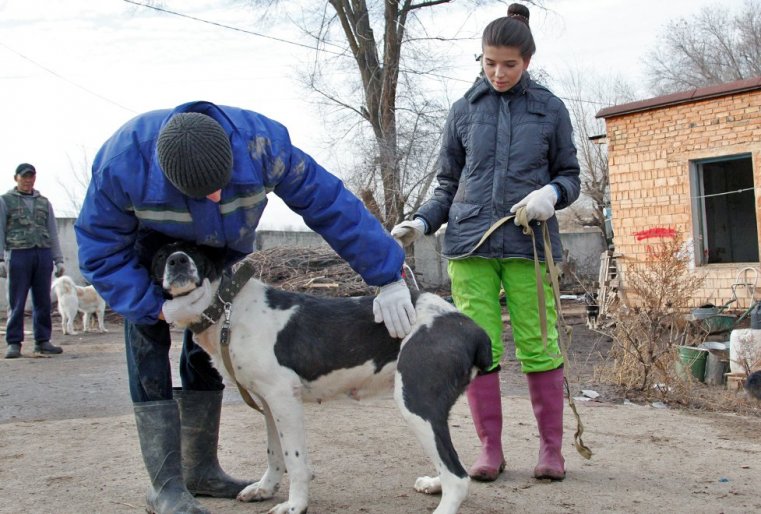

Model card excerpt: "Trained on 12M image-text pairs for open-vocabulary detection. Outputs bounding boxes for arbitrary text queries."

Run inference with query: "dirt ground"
[1,301,761,514]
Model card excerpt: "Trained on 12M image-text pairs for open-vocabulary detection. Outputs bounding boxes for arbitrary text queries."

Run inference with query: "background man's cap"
[156,113,233,198]
[15,163,36,176]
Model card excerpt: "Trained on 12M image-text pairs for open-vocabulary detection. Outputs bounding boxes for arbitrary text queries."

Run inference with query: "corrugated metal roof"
[595,76,761,119]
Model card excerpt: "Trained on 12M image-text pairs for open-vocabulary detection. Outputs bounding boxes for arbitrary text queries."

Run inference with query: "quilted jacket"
[416,73,580,261]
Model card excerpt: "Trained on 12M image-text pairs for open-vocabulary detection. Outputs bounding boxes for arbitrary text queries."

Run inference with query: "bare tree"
[550,71,636,244]
[241,1,546,227]
[647,0,761,94]
[57,146,92,217]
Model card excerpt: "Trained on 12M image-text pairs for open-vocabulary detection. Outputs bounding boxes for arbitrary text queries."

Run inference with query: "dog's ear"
[190,245,226,283]
[150,242,184,284]
[150,246,169,284]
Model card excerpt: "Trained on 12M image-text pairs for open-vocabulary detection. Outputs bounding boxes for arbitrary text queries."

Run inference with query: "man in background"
[1,163,65,359]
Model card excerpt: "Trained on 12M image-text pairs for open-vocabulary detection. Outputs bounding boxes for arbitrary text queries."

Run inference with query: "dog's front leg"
[252,386,311,514]
[237,398,285,503]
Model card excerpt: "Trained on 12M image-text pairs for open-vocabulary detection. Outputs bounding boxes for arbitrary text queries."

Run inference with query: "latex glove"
[0,262,6,279]
[54,262,65,277]
[390,219,426,247]
[162,279,213,325]
[510,184,558,224]
[373,279,416,339]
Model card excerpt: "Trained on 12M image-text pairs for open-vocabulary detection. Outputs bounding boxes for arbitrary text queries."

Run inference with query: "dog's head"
[151,242,226,298]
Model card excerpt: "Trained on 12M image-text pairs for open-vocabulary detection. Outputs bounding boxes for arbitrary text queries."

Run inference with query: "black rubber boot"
[133,401,210,514]
[5,344,21,359]
[175,389,252,498]
[34,341,62,354]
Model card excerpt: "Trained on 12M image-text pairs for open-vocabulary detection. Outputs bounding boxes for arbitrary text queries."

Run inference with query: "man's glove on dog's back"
[373,279,416,339]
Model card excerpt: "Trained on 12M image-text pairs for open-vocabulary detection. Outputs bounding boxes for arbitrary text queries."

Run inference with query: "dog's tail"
[51,275,76,294]
[472,327,493,373]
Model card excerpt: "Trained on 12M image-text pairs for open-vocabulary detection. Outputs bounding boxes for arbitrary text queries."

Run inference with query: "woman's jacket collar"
[464,72,532,104]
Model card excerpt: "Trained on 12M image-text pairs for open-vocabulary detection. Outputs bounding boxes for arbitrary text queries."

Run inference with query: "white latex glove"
[54,262,65,277]
[390,219,426,247]
[0,262,6,279]
[162,279,213,325]
[373,279,416,339]
[510,184,558,224]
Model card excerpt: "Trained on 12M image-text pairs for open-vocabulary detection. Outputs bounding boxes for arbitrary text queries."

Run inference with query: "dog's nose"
[167,252,189,269]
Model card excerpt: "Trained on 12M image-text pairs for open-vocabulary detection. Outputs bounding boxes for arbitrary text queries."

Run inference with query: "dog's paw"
[414,475,442,495]
[267,501,308,514]
[236,481,278,502]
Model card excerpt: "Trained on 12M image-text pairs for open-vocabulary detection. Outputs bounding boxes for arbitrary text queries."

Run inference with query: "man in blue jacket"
[75,101,415,514]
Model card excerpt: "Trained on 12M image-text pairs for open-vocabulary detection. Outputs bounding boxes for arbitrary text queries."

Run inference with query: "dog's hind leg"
[58,308,67,335]
[97,309,108,332]
[237,398,285,503]
[63,312,76,335]
[395,377,469,514]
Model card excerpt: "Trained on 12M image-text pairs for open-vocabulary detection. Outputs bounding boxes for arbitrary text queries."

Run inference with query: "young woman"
[392,3,580,482]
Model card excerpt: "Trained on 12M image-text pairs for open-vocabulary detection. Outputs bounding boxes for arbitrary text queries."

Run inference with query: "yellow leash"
[461,207,593,460]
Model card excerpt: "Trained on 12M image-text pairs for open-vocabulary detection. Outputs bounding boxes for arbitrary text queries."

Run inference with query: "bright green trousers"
[448,257,563,374]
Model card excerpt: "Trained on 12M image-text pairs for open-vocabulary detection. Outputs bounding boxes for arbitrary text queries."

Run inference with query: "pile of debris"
[242,246,376,297]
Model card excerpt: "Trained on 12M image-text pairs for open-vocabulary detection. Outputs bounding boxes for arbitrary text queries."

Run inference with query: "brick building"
[596,77,761,310]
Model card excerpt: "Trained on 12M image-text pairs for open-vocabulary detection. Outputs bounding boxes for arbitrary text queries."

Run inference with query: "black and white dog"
[152,242,492,514]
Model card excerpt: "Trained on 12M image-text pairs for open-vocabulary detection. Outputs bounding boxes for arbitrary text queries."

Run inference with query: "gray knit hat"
[157,112,233,198]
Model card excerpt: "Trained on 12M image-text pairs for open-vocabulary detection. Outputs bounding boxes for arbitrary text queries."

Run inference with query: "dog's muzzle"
[163,251,201,293]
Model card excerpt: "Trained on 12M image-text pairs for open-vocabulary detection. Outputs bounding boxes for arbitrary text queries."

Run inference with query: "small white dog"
[51,276,108,334]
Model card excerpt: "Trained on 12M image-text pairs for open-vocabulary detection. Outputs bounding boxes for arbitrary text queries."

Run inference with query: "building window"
[691,153,757,265]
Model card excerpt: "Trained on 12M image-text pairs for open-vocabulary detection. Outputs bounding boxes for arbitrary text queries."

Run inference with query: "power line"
[122,0,611,107]
[122,0,347,56]
[0,41,137,114]
[697,186,755,200]
[608,185,757,209]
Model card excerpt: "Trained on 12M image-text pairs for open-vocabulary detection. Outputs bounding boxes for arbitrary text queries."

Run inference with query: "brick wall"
[605,88,761,310]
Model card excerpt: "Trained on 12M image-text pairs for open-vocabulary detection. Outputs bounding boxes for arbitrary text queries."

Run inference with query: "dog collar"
[187,258,258,334]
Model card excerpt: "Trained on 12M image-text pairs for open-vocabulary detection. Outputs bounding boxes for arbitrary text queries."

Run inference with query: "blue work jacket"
[75,101,403,324]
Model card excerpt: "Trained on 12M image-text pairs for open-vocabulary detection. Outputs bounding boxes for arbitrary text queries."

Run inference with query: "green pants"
[448,257,563,374]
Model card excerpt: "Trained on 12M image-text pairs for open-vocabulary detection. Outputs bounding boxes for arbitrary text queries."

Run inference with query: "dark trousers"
[124,320,224,403]
[5,247,53,345]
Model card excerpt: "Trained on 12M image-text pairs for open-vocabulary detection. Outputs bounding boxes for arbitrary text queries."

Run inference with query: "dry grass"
[597,235,705,392]
[241,246,376,297]
[593,235,760,414]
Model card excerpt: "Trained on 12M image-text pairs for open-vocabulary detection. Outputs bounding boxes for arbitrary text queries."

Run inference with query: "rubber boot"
[133,401,210,514]
[175,389,251,497]
[527,367,566,481]
[466,371,505,481]
[5,344,21,359]
[34,341,62,354]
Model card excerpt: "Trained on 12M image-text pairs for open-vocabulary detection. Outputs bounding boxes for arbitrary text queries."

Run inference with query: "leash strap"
[540,223,593,460]
[218,300,264,414]
[188,258,264,415]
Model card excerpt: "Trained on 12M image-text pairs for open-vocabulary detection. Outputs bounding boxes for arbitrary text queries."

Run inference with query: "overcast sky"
[1,0,727,229]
